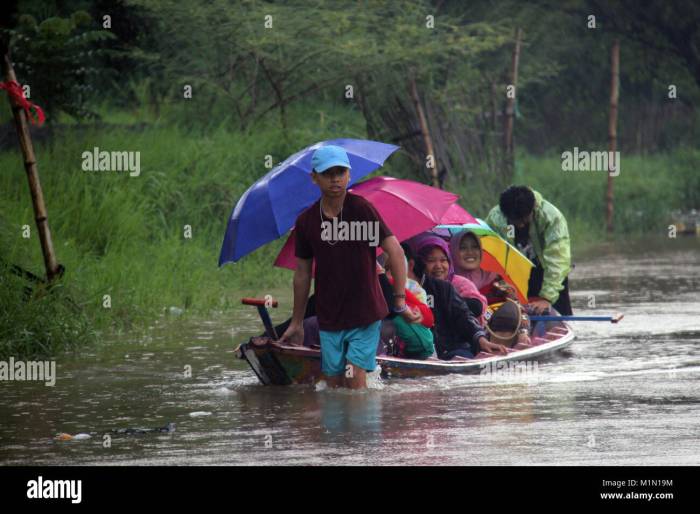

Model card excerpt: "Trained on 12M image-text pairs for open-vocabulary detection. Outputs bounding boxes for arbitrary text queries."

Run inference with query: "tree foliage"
[2,0,698,181]
[2,10,117,119]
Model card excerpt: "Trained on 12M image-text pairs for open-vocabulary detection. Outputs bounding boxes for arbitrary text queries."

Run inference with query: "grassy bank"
[0,102,368,358]
[516,149,700,251]
[1,101,698,358]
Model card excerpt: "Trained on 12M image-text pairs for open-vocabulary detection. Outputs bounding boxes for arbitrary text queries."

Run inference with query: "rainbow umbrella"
[434,219,534,304]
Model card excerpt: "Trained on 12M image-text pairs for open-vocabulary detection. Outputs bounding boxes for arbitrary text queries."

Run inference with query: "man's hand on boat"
[528,298,551,315]
[478,337,508,355]
[278,321,305,346]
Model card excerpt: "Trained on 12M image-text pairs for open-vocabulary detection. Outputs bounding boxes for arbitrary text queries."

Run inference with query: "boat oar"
[241,297,279,339]
[529,314,624,323]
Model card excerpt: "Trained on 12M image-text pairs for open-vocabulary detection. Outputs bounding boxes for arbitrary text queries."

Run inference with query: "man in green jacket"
[485,186,573,315]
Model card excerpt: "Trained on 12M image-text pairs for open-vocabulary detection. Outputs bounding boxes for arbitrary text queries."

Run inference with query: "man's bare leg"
[344,364,367,389]
[324,375,344,388]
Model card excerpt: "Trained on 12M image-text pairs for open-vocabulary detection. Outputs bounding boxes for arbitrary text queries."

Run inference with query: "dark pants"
[528,264,573,316]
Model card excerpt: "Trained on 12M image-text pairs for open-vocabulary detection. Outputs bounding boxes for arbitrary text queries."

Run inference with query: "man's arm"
[380,235,420,322]
[539,215,571,305]
[381,235,406,301]
[278,257,312,345]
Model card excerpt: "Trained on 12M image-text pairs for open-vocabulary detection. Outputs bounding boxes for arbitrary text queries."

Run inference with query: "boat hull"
[236,322,575,385]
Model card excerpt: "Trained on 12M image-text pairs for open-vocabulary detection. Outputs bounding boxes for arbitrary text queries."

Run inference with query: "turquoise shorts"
[319,320,382,376]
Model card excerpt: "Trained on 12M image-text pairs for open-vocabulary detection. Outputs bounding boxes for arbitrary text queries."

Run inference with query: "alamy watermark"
[320,218,380,247]
[82,146,141,177]
[27,476,81,504]
[0,357,56,386]
[479,359,540,384]
[561,147,620,176]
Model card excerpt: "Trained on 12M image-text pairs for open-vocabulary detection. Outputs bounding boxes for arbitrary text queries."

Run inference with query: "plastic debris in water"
[188,411,212,417]
[54,433,92,441]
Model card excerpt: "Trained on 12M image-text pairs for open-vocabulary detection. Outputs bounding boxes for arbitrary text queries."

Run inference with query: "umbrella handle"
[241,297,279,339]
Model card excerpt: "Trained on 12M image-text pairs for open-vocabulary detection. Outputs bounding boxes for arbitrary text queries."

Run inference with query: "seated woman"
[408,232,487,321]
[403,243,507,360]
[449,229,518,305]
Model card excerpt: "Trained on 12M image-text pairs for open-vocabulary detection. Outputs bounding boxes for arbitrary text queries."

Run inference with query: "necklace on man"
[320,198,343,246]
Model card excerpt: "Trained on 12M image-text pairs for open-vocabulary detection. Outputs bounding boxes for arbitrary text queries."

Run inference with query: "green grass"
[1,98,698,358]
[514,148,700,253]
[0,101,367,357]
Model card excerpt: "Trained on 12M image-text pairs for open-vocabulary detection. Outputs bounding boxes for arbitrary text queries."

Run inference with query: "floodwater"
[1,237,699,465]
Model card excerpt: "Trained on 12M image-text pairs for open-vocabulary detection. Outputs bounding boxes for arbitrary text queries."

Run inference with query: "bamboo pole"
[2,52,62,282]
[606,39,620,234]
[409,74,439,188]
[504,28,522,180]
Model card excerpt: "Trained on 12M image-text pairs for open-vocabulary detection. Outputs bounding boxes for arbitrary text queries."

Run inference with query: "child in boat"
[380,250,436,360]
[277,145,418,389]
[484,299,531,349]
[408,232,488,322]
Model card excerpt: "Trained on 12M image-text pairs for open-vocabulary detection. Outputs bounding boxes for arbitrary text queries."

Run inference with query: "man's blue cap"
[310,145,352,173]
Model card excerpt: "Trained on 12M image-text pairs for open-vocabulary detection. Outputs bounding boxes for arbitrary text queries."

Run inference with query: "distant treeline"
[2,0,699,198]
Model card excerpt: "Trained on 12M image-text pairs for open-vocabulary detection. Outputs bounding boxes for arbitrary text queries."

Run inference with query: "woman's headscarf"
[408,233,455,280]
[408,233,487,315]
[449,229,500,291]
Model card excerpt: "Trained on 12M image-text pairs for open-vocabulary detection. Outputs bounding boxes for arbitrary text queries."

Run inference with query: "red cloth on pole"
[0,80,46,125]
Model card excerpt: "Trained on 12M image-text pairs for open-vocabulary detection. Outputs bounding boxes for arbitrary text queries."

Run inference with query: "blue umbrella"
[218,138,399,265]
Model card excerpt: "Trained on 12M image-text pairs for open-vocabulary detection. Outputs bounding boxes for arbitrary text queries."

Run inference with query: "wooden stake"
[409,73,439,188]
[2,52,62,282]
[606,39,620,234]
[504,28,522,180]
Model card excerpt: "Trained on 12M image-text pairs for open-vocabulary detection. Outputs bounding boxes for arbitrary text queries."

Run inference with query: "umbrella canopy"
[434,220,534,304]
[274,176,473,270]
[439,202,478,225]
[218,139,399,265]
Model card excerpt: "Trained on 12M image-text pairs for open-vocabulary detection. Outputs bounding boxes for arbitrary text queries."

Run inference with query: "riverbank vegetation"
[1,0,698,358]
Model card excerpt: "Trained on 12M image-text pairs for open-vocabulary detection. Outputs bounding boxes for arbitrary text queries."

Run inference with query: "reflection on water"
[1,237,699,465]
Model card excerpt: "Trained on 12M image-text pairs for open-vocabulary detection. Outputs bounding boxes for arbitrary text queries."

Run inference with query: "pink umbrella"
[273,176,477,270]
[439,202,478,225]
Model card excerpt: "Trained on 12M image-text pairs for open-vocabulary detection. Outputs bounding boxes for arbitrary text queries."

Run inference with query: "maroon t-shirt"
[294,192,392,331]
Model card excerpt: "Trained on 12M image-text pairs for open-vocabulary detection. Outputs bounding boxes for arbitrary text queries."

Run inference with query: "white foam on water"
[312,369,384,391]
[366,365,385,390]
[188,411,212,417]
[213,386,237,395]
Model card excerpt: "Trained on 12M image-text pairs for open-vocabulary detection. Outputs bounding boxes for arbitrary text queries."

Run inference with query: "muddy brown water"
[1,237,698,465]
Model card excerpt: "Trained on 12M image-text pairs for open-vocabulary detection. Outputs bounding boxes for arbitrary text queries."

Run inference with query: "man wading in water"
[278,145,418,389]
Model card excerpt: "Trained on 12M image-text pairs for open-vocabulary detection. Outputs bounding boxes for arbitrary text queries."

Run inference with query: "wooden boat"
[235,318,575,385]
